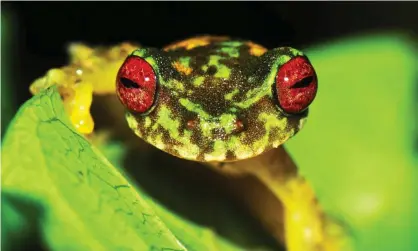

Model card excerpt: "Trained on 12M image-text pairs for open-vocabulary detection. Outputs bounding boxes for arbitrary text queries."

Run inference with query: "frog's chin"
[192,137,292,163]
[150,135,292,163]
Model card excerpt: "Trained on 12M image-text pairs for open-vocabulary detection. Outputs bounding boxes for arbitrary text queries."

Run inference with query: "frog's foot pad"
[29,42,139,135]
[30,67,95,134]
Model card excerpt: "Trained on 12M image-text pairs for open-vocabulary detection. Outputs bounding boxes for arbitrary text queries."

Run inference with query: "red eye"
[116,56,157,113]
[275,56,318,114]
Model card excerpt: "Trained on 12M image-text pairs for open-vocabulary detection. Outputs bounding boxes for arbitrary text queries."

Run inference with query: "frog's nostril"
[234,119,245,133]
[186,119,199,130]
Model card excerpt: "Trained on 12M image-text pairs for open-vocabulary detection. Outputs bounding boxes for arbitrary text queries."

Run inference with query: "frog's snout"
[186,117,246,140]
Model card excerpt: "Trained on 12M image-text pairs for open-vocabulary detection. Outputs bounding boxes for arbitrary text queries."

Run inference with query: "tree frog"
[30,36,350,251]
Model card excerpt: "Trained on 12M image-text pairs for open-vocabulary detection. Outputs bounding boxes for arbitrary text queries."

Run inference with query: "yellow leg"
[210,147,353,251]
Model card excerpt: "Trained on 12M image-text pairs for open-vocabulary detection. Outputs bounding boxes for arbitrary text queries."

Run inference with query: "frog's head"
[116,38,317,162]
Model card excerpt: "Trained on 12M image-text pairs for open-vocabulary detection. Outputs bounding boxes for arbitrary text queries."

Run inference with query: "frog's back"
[163,35,267,58]
[163,36,268,82]
[159,36,269,115]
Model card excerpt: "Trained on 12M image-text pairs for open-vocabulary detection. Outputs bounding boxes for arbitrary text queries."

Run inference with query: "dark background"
[2,1,417,109]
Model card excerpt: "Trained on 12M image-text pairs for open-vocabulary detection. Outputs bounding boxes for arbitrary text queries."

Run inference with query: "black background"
[2,1,417,107]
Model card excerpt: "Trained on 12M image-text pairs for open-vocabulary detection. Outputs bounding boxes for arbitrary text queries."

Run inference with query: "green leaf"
[96,141,269,251]
[2,86,186,250]
[286,33,418,251]
[2,86,279,251]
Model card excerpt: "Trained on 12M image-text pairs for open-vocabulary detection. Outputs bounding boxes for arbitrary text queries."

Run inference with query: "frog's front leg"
[207,147,352,251]
[30,42,139,135]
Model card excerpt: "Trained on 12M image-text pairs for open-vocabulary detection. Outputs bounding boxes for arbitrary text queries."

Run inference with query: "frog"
[30,36,351,251]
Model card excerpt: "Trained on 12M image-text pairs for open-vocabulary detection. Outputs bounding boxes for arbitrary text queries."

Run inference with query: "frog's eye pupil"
[116,56,157,113]
[120,77,139,89]
[292,76,314,89]
[275,56,318,114]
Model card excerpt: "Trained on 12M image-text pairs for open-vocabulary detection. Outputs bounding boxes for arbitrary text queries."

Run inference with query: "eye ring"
[274,56,318,114]
[116,55,158,114]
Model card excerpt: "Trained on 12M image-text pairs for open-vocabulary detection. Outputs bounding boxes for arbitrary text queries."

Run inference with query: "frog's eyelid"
[131,48,181,79]
[268,47,305,57]
[130,48,148,58]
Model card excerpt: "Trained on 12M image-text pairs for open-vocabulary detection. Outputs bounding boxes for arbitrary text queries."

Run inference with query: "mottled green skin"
[123,37,309,162]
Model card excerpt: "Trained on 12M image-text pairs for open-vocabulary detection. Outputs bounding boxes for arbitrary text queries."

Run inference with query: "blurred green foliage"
[287,34,417,251]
